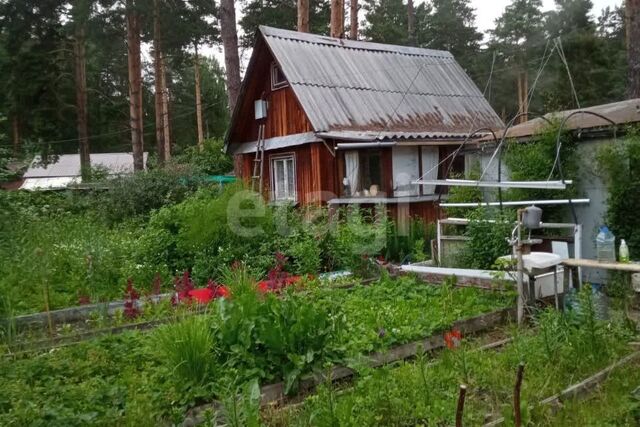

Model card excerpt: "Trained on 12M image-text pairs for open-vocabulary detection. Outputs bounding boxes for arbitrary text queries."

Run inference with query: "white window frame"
[270,154,297,203]
[270,62,289,90]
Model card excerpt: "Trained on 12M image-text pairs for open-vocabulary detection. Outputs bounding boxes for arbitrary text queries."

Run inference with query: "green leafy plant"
[156,315,215,386]
[460,208,513,269]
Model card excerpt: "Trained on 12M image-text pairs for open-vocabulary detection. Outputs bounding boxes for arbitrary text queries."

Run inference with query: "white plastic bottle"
[619,239,630,263]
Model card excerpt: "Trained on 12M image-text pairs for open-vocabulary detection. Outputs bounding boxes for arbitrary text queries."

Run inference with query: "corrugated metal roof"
[261,26,504,137]
[485,98,640,141]
[20,177,80,191]
[229,132,321,154]
[317,130,474,141]
[23,152,148,178]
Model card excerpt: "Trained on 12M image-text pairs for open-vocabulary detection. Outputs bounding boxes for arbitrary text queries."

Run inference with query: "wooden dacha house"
[224,26,504,223]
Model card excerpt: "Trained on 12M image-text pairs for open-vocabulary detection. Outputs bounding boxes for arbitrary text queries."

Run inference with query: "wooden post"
[516,209,525,325]
[330,0,344,38]
[297,0,310,33]
[456,384,467,427]
[514,362,525,427]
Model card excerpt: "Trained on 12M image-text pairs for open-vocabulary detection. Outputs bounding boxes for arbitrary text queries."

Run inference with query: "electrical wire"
[0,101,225,148]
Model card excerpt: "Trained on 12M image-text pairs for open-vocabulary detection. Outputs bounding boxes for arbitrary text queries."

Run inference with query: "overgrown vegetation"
[273,291,635,426]
[0,183,434,314]
[503,122,579,221]
[597,127,640,257]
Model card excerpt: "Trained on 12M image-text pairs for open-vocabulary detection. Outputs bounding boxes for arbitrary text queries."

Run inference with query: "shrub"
[597,127,640,257]
[460,208,513,269]
[172,138,233,176]
[95,167,202,223]
[503,123,578,221]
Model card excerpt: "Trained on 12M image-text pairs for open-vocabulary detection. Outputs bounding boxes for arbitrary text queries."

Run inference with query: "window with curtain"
[343,150,384,197]
[271,155,296,202]
[392,146,420,197]
[421,146,439,195]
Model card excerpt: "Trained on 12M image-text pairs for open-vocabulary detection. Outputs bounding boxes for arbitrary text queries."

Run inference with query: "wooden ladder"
[251,123,266,193]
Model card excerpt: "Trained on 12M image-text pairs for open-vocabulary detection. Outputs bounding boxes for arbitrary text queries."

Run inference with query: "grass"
[539,360,640,426]
[155,315,215,386]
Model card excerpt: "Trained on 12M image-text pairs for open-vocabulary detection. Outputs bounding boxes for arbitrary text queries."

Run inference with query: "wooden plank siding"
[237,143,338,205]
[228,37,313,145]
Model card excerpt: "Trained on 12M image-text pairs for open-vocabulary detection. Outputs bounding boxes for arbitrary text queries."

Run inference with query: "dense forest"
[0,0,636,177]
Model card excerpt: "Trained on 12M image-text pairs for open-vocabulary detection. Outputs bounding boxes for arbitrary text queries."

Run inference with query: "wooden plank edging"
[182,306,516,427]
[483,350,640,426]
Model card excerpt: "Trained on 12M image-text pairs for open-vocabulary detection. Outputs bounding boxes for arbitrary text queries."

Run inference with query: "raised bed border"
[182,306,516,427]
[483,350,640,426]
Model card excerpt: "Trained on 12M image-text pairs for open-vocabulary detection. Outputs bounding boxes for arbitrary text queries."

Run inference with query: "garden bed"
[0,275,512,425]
[183,306,516,426]
[265,295,637,427]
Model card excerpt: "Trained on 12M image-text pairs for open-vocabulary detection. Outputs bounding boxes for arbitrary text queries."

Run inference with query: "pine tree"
[417,0,482,69]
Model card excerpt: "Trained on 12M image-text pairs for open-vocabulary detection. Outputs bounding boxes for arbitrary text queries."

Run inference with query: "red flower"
[444,329,462,350]
[172,271,194,305]
[151,273,162,296]
[123,278,141,319]
[189,288,214,304]
[206,279,231,300]
[257,281,270,293]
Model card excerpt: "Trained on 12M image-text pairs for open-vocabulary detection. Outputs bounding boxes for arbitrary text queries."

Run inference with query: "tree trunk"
[522,70,529,123]
[162,60,171,160]
[219,0,242,113]
[74,24,90,180]
[11,115,20,157]
[126,0,144,171]
[627,0,640,98]
[330,0,344,38]
[153,0,165,165]
[517,72,524,123]
[407,0,415,46]
[73,0,90,179]
[194,44,205,150]
[350,0,358,39]
[298,0,310,32]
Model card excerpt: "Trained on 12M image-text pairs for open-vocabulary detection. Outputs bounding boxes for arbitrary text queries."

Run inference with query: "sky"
[204,0,624,69]
[472,0,623,33]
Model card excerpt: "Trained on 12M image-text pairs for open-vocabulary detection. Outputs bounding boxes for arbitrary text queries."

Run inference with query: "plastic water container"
[596,226,616,263]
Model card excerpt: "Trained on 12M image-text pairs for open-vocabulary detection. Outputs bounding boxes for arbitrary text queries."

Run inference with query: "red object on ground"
[188,288,214,304]
[444,329,463,349]
[188,285,231,304]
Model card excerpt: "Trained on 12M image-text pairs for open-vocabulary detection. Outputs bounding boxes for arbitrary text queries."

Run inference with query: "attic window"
[271,62,288,90]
